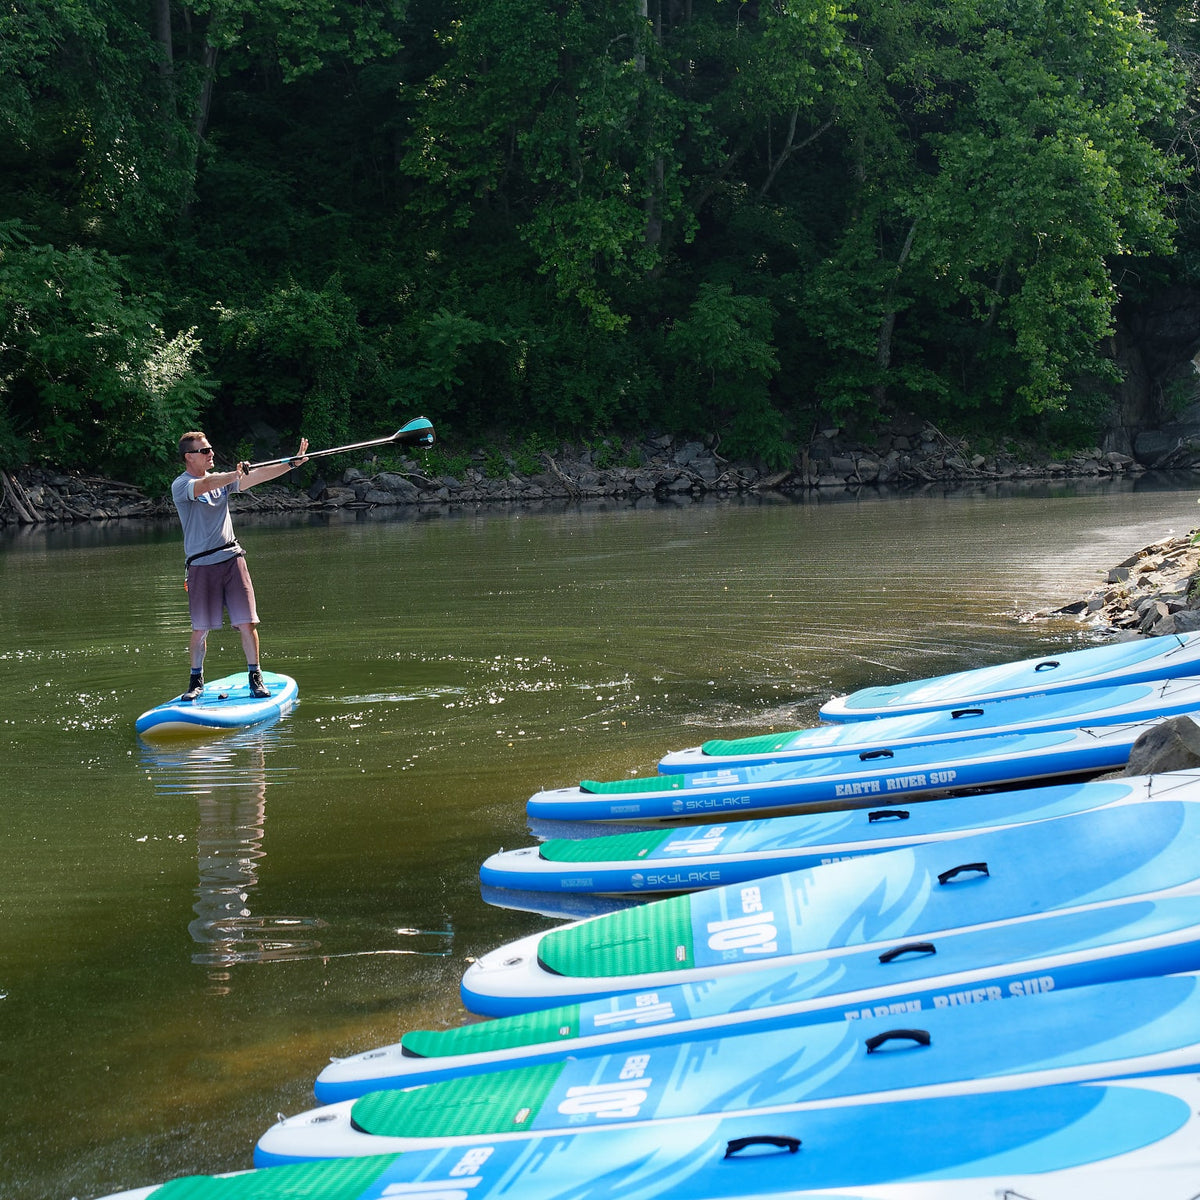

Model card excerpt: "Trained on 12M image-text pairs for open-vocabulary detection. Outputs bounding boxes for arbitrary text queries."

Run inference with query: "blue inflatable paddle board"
[526,718,1169,823]
[818,631,1200,722]
[315,892,1200,1102]
[463,799,1200,1015]
[135,671,298,739]
[660,674,1200,773]
[487,775,1190,896]
[89,1074,1200,1198]
[262,971,1200,1161]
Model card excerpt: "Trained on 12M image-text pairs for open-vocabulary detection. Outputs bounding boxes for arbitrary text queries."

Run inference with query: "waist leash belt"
[184,540,244,590]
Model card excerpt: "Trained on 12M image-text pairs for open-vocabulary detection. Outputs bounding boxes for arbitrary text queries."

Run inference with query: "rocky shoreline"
[1038,528,1200,776]
[0,423,1149,527]
[1041,531,1200,636]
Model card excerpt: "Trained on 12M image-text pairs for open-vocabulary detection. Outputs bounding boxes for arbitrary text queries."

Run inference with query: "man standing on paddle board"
[172,431,308,701]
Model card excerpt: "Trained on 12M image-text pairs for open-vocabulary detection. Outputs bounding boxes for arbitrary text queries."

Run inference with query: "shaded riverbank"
[0,424,1147,526]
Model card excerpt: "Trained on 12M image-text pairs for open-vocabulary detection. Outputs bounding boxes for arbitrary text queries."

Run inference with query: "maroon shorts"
[187,556,260,630]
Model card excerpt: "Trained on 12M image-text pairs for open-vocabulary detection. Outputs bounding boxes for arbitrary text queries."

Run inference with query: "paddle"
[244,417,435,470]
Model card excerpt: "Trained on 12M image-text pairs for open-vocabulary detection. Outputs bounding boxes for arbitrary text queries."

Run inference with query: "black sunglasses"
[187,445,214,454]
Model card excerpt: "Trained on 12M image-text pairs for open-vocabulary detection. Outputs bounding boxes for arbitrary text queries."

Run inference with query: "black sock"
[189,669,203,685]
[248,663,260,674]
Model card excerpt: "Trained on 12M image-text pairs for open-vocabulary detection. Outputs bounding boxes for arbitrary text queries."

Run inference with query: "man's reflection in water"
[189,743,326,982]
[139,720,454,991]
[139,723,324,992]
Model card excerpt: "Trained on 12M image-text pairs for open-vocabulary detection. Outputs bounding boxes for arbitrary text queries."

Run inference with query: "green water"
[3,480,1199,1199]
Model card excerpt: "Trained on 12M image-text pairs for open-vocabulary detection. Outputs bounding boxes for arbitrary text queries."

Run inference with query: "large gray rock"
[1149,609,1200,636]
[1122,715,1200,776]
[369,472,421,502]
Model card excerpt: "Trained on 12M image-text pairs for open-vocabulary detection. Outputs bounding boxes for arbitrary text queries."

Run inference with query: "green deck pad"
[538,828,673,863]
[351,1060,567,1138]
[149,1154,398,1199]
[538,891,696,977]
[701,731,799,756]
[401,1004,583,1058]
[580,774,687,794]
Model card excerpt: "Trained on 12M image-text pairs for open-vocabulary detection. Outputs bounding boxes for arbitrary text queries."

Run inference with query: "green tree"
[400,0,676,331]
[667,283,785,464]
[0,222,212,483]
[0,0,1191,473]
[212,276,372,451]
[795,0,1185,432]
[0,0,194,241]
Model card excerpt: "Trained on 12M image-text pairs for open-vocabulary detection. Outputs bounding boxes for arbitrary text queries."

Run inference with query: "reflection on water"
[137,718,296,796]
[478,884,638,922]
[138,722,324,973]
[138,722,455,976]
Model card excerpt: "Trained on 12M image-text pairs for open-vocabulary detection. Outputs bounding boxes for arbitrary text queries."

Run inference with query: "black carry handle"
[858,748,895,761]
[1034,659,1061,672]
[938,861,989,884]
[868,809,910,822]
[879,941,936,963]
[724,1135,802,1158]
[865,1028,931,1053]
[950,707,985,719]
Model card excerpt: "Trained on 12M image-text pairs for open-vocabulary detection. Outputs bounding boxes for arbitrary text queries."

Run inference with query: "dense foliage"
[0,0,1193,484]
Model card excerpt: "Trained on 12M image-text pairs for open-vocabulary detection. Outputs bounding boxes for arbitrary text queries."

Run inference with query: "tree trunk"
[1,471,39,524]
[180,35,220,219]
[153,0,174,78]
[872,217,919,408]
[759,113,833,198]
[193,40,219,145]
[640,0,664,250]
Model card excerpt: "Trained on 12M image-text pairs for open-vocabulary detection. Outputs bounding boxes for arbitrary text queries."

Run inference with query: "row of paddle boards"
[485,773,1197,894]
[100,631,1200,1198]
[512,632,1200,823]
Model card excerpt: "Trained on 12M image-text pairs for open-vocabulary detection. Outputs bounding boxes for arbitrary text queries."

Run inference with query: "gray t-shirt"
[171,471,244,563]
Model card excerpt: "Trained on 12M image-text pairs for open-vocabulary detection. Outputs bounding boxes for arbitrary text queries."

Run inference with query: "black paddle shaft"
[244,419,435,471]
